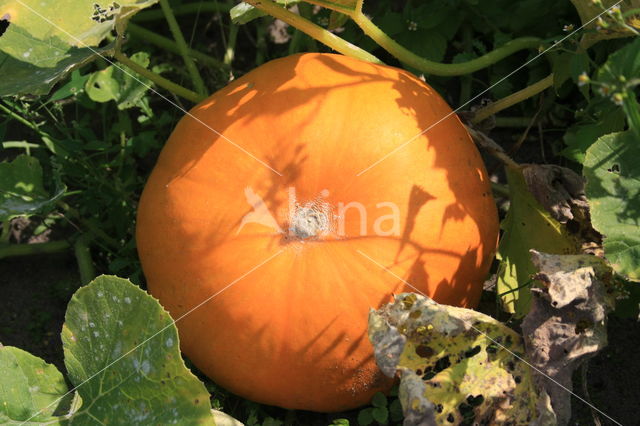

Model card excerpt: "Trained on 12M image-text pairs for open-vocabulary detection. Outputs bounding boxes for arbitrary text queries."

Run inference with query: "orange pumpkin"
[136,53,498,412]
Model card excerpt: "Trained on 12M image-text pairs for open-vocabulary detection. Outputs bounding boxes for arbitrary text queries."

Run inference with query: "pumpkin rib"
[136,53,499,411]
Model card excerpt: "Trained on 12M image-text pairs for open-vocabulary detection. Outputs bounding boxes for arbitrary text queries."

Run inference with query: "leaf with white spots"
[62,275,215,425]
[368,293,552,425]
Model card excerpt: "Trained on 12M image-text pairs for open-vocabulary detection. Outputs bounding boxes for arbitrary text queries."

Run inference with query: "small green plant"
[356,391,403,425]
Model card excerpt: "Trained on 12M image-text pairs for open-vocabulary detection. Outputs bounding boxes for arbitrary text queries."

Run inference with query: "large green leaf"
[496,166,577,316]
[0,0,158,96]
[0,154,65,222]
[583,131,640,281]
[62,275,216,424]
[0,275,227,424]
[0,346,73,424]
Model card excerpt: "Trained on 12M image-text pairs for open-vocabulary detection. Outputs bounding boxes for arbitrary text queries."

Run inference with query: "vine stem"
[74,233,96,285]
[127,23,228,70]
[114,51,205,103]
[224,21,240,66]
[471,73,554,124]
[244,0,382,64]
[159,0,209,96]
[0,240,70,259]
[352,11,542,76]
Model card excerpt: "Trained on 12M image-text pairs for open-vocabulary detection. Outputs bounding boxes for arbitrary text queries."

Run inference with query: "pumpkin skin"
[136,53,499,412]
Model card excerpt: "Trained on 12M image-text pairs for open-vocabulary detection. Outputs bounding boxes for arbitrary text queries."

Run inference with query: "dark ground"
[1,252,638,425]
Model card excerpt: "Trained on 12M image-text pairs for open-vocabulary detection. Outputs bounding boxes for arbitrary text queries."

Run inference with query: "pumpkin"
[136,53,499,412]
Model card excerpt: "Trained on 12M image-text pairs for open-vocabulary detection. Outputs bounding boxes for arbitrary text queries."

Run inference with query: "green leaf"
[595,38,640,138]
[48,69,91,102]
[371,406,388,424]
[0,0,158,97]
[371,391,387,408]
[389,398,403,422]
[551,51,573,91]
[230,2,266,25]
[0,346,72,423]
[356,407,374,426]
[61,275,216,424]
[397,29,447,64]
[560,106,626,163]
[368,293,543,425]
[85,51,153,110]
[496,166,577,316]
[583,131,640,281]
[0,154,65,222]
[597,37,640,82]
[570,50,590,99]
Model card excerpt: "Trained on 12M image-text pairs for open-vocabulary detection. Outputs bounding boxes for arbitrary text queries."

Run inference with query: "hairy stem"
[0,240,70,259]
[127,23,228,70]
[159,0,208,96]
[244,0,382,64]
[352,11,542,76]
[114,51,205,103]
[471,74,553,123]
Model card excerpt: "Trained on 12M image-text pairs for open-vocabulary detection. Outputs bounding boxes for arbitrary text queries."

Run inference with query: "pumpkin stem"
[289,204,330,239]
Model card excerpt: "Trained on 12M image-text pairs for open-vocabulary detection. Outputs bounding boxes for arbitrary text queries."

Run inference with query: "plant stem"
[224,22,239,66]
[58,201,120,250]
[352,12,542,76]
[159,0,209,96]
[244,0,382,64]
[1,141,40,151]
[471,74,553,123]
[127,23,228,70]
[114,51,205,103]
[74,233,96,285]
[0,240,70,259]
[133,2,231,22]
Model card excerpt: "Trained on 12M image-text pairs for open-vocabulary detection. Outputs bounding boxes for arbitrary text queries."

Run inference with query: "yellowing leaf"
[368,293,551,425]
[497,166,578,316]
